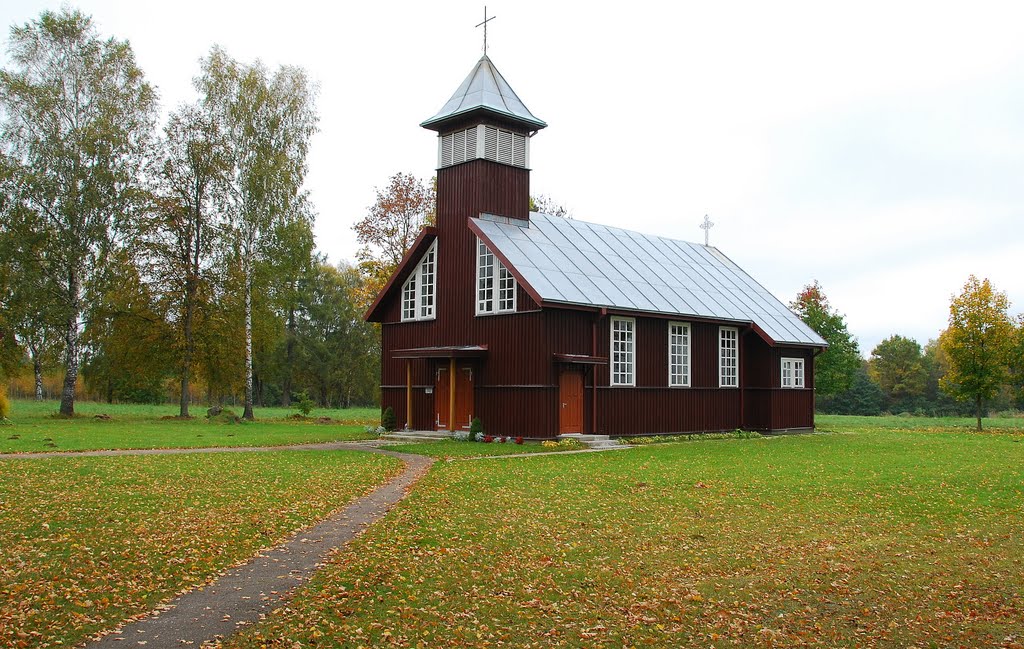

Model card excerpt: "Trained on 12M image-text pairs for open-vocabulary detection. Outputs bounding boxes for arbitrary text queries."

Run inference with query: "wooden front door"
[435,364,474,431]
[559,369,584,434]
[435,366,450,430]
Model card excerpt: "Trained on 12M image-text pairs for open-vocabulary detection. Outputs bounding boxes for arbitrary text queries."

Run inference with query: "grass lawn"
[0,399,381,453]
[221,429,1024,648]
[817,413,1024,434]
[0,450,403,648]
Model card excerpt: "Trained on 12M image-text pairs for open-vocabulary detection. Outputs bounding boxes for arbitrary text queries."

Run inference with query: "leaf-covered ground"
[221,431,1024,648]
[0,400,380,453]
[0,450,402,648]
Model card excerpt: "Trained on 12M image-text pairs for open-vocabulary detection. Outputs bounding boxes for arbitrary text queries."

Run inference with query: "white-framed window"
[781,357,805,389]
[668,322,690,387]
[719,326,739,388]
[611,317,635,386]
[476,238,516,315]
[400,241,437,322]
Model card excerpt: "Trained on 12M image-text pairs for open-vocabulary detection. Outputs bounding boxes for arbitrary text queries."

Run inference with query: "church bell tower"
[421,55,546,231]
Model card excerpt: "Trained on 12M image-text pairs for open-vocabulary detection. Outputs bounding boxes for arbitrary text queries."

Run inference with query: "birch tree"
[0,9,157,415]
[142,105,229,416]
[197,47,318,419]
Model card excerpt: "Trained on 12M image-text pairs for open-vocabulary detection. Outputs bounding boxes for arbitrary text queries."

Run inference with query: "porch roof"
[392,345,489,359]
[553,353,608,365]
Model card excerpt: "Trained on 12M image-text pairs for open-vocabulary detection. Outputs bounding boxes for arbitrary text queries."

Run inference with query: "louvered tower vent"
[438,124,529,169]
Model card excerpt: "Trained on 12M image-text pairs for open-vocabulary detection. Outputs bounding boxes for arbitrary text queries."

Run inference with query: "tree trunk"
[180,276,196,418]
[59,271,80,417]
[32,347,43,401]
[254,372,263,407]
[976,395,983,431]
[282,304,296,407]
[243,263,255,420]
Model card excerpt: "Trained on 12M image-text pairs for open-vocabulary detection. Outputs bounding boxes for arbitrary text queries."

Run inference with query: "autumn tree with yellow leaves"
[939,275,1017,430]
[352,173,436,309]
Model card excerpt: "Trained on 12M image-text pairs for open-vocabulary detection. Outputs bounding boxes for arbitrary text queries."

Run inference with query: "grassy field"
[0,399,381,453]
[817,413,1024,434]
[220,429,1024,648]
[0,450,402,648]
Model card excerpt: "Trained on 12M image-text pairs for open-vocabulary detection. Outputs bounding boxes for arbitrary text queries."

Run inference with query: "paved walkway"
[42,444,435,649]
[0,439,397,460]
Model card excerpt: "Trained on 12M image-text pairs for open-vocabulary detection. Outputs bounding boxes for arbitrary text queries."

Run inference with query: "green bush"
[620,430,762,445]
[207,408,242,424]
[469,417,483,435]
[0,390,10,420]
[381,406,397,432]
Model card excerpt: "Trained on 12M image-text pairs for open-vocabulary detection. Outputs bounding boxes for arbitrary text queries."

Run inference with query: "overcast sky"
[3,0,1022,355]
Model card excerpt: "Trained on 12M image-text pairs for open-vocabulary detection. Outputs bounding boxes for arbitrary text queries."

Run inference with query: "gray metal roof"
[472,213,827,347]
[421,55,547,131]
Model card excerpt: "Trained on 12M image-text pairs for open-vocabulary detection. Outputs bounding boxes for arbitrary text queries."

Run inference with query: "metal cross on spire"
[476,6,496,55]
[701,213,715,246]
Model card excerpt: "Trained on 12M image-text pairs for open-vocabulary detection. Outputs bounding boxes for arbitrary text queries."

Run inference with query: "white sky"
[3,0,1022,355]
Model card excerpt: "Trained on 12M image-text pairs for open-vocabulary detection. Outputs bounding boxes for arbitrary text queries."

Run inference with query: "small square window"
[781,357,805,389]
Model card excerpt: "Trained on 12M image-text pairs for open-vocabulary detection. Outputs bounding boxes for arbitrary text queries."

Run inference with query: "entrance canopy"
[553,353,607,365]
[393,345,488,359]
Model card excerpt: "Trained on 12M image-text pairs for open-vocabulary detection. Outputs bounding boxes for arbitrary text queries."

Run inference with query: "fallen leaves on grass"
[0,451,402,648]
[220,431,1024,648]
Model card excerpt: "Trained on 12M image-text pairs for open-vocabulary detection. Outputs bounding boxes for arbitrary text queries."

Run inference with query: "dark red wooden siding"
[374,148,818,437]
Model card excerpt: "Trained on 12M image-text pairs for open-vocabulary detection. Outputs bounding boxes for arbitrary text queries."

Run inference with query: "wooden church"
[366,55,827,438]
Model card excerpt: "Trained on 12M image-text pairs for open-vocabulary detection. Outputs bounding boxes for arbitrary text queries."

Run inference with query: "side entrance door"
[559,369,584,434]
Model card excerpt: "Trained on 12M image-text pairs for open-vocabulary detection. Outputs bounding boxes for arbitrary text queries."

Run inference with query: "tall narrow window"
[668,322,690,387]
[781,357,805,388]
[401,273,417,321]
[418,243,435,319]
[400,241,437,322]
[477,238,516,314]
[719,326,739,387]
[611,317,635,386]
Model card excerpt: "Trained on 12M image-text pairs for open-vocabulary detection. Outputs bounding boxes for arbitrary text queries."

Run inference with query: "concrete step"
[557,433,626,449]
[380,430,453,442]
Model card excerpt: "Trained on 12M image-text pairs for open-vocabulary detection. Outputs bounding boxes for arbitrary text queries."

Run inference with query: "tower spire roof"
[421,55,546,132]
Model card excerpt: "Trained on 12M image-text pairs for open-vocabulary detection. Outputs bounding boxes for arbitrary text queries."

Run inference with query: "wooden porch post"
[448,357,456,432]
[405,360,412,430]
